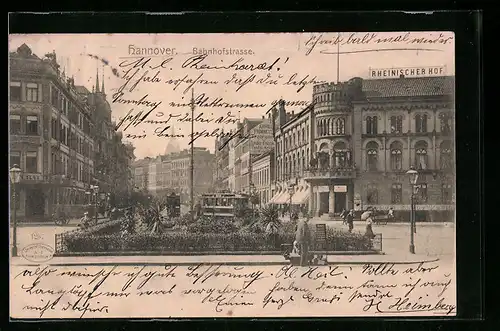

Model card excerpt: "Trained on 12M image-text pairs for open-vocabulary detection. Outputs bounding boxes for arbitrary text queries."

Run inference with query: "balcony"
[303,166,357,181]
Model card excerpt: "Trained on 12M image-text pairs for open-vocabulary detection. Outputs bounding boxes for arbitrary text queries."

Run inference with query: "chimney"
[291,111,294,116]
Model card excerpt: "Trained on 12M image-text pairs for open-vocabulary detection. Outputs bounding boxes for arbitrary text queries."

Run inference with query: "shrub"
[186,216,238,234]
[61,225,374,253]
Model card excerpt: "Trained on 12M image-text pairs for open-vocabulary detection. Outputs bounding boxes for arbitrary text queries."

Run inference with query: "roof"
[362,76,455,99]
[74,85,91,95]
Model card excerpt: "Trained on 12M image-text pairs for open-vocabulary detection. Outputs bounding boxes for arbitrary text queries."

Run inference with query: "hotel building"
[270,74,455,222]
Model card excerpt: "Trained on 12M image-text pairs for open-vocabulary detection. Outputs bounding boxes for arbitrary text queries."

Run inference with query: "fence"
[55,218,122,253]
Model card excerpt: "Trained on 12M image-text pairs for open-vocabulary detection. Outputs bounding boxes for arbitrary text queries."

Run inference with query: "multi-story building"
[144,147,215,203]
[132,157,151,192]
[251,150,275,206]
[271,74,455,222]
[234,117,274,193]
[9,44,96,220]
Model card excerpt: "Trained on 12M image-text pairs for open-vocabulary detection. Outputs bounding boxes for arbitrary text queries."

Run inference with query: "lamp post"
[10,164,22,257]
[406,166,419,254]
[90,185,99,225]
[250,182,256,217]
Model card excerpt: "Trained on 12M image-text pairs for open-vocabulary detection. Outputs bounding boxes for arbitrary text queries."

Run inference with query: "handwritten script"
[10,261,456,318]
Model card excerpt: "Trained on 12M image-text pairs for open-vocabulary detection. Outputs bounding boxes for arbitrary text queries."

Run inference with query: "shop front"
[307,182,355,217]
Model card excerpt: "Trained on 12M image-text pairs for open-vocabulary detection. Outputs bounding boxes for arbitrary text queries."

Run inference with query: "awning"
[275,191,291,204]
[268,191,281,204]
[292,187,309,205]
[269,191,284,204]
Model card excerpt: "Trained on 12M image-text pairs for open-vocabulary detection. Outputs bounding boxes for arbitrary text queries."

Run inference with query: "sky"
[9,32,455,159]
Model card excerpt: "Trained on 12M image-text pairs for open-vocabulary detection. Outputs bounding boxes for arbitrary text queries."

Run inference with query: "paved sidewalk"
[12,252,439,266]
[11,217,110,227]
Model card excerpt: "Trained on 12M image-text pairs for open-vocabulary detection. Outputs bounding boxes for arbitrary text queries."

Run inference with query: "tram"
[200,192,251,218]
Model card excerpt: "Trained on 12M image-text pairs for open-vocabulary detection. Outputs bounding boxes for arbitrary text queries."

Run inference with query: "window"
[415,183,428,203]
[10,115,21,134]
[10,151,21,168]
[26,116,39,135]
[441,183,452,204]
[440,140,453,170]
[26,83,39,102]
[440,112,452,134]
[390,141,403,171]
[391,183,403,204]
[333,141,347,168]
[51,118,58,139]
[51,86,59,108]
[10,82,21,101]
[366,141,379,171]
[367,184,379,204]
[415,114,428,133]
[415,141,428,170]
[26,151,38,173]
[335,118,346,134]
[390,115,403,133]
[366,116,378,135]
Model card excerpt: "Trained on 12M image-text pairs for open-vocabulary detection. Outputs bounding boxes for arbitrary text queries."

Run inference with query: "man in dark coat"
[295,216,312,266]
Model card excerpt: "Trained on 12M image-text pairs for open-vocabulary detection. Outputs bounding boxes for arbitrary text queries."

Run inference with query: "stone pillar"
[308,185,314,215]
[329,186,335,215]
[315,191,321,216]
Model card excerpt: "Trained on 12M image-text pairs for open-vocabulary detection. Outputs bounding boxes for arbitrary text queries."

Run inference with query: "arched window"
[441,183,452,204]
[327,118,332,135]
[366,141,379,171]
[333,141,347,168]
[440,112,452,134]
[390,141,403,171]
[415,183,428,203]
[317,120,323,136]
[391,183,402,204]
[440,140,453,170]
[415,141,428,170]
[415,113,428,133]
[366,116,378,135]
[390,115,403,133]
[301,128,305,144]
[367,184,379,204]
[335,118,346,134]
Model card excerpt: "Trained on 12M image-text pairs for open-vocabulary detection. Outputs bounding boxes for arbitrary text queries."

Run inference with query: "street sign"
[22,173,43,182]
[368,66,447,79]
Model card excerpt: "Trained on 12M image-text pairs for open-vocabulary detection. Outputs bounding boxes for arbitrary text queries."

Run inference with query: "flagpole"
[337,32,340,83]
[190,89,195,220]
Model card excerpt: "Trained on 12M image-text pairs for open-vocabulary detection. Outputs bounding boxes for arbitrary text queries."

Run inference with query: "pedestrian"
[387,207,395,221]
[295,215,312,266]
[346,209,354,233]
[364,214,376,239]
[340,208,347,224]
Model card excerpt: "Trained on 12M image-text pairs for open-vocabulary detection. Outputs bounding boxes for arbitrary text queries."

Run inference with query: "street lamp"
[406,166,419,254]
[249,183,257,217]
[90,185,99,225]
[10,164,22,257]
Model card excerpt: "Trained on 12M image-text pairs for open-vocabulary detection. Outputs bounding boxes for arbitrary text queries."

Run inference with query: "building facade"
[251,151,275,206]
[271,75,455,222]
[143,147,215,203]
[233,117,274,194]
[9,44,96,220]
[132,157,151,192]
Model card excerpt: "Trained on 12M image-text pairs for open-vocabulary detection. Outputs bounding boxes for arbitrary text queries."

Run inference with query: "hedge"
[61,228,375,253]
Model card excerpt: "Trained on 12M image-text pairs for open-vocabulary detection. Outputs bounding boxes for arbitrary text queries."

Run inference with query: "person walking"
[295,215,312,266]
[346,209,354,233]
[340,208,347,224]
[364,214,376,239]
